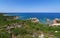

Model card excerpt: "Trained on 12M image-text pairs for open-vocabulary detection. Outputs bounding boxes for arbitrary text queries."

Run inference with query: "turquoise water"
[5,13,60,23]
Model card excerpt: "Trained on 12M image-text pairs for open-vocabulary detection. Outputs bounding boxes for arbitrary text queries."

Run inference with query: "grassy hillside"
[0,14,60,38]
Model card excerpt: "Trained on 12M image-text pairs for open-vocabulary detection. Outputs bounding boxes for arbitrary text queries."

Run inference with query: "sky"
[0,0,60,12]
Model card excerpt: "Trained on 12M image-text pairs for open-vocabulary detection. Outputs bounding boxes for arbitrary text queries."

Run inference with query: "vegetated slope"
[0,14,60,38]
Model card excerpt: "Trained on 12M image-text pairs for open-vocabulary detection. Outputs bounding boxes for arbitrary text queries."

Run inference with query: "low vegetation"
[0,14,60,38]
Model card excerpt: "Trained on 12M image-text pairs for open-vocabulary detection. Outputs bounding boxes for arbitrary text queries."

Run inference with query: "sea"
[4,13,60,23]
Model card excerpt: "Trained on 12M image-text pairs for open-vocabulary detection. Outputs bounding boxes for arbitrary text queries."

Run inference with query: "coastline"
[4,13,60,24]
